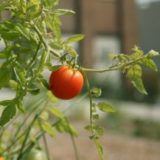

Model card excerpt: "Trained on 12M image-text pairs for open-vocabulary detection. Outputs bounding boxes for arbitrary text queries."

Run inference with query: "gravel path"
[46,122,160,160]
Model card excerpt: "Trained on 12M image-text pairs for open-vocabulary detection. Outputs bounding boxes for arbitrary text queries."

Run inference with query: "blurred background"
[1,0,160,159]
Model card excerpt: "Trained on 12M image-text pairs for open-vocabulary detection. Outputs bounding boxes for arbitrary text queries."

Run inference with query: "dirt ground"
[46,122,160,160]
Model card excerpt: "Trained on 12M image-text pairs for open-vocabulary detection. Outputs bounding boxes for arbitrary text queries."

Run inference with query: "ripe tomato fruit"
[0,157,4,160]
[49,65,84,100]
[23,149,47,160]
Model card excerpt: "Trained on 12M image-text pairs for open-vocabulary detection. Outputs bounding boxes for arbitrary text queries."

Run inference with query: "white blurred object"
[0,39,5,52]
[0,88,16,100]
[92,35,121,89]
[136,0,160,4]
[136,0,160,9]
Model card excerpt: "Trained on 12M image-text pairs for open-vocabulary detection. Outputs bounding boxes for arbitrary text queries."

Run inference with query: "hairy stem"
[81,55,149,73]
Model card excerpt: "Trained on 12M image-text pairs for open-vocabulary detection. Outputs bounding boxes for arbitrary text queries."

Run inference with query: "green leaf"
[0,22,20,41]
[0,99,14,106]
[0,65,11,88]
[42,0,59,8]
[95,139,104,160]
[131,77,147,95]
[132,46,144,57]
[147,50,159,58]
[91,87,102,97]
[64,45,78,57]
[15,25,31,40]
[47,65,61,71]
[40,119,56,137]
[93,114,99,120]
[28,88,40,95]
[67,123,78,136]
[9,80,18,89]
[64,34,84,44]
[126,65,147,95]
[126,65,142,79]
[47,91,58,103]
[0,52,7,58]
[55,119,78,136]
[142,58,158,72]
[49,107,64,119]
[38,76,49,89]
[39,111,49,121]
[52,16,61,41]
[0,105,16,126]
[97,102,115,113]
[85,125,104,137]
[54,9,75,16]
[113,54,129,63]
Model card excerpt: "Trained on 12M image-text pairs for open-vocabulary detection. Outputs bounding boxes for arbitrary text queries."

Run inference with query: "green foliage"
[39,119,56,137]
[0,63,11,88]
[97,102,115,113]
[126,64,147,94]
[104,110,160,141]
[0,0,84,126]
[64,34,84,44]
[0,105,16,126]
[112,46,159,95]
[91,87,102,97]
[0,1,81,159]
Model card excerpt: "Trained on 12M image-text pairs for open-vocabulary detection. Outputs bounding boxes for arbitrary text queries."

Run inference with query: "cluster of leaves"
[112,46,159,95]
[0,0,83,126]
[0,0,82,159]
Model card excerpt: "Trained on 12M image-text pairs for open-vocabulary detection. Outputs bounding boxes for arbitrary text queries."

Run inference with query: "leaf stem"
[81,55,150,73]
[70,135,80,160]
[38,119,51,160]
[17,114,38,160]
[30,22,60,58]
[84,73,93,129]
[5,98,46,153]
[84,71,104,160]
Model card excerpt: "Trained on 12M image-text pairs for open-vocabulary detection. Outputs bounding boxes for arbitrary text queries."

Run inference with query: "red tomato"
[49,66,84,100]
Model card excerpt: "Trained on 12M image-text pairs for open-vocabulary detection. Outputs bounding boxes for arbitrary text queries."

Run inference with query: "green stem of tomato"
[81,55,149,73]
[38,119,51,160]
[30,21,60,58]
[84,72,93,130]
[5,98,46,153]
[65,117,80,160]
[10,96,87,157]
[17,114,39,160]
[70,134,80,160]
[18,120,60,157]
[84,71,104,160]
[27,41,42,70]
[16,100,48,159]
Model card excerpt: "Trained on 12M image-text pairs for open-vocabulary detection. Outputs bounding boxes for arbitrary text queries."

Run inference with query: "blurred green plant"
[103,110,160,141]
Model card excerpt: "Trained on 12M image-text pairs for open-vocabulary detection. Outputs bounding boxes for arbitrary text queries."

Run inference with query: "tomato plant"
[49,65,84,99]
[0,0,159,160]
